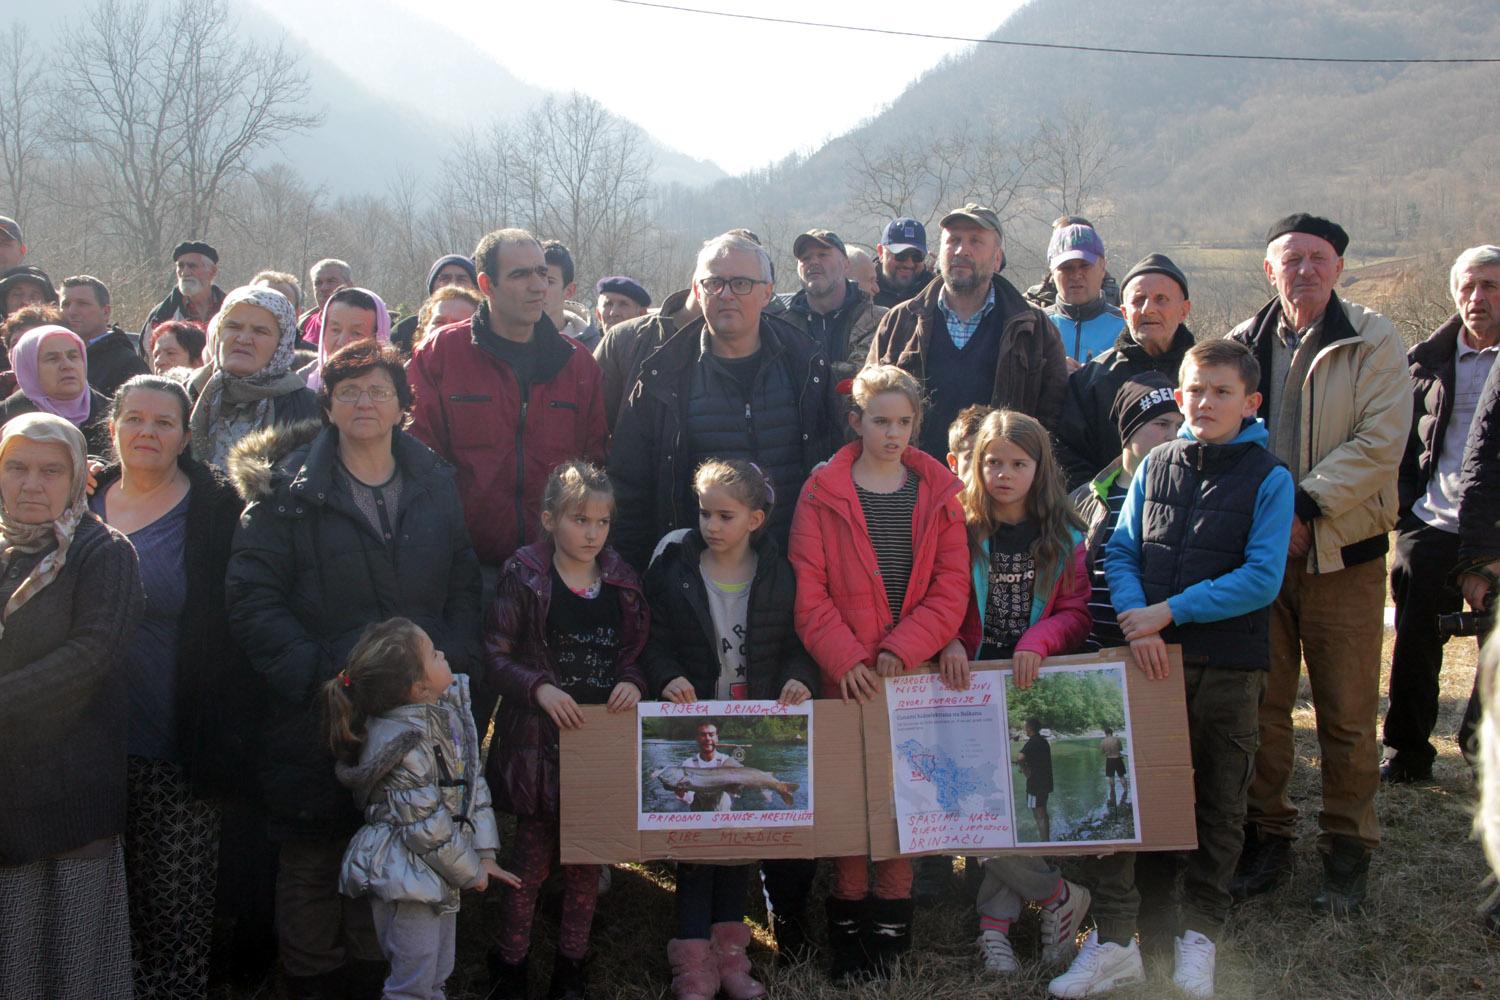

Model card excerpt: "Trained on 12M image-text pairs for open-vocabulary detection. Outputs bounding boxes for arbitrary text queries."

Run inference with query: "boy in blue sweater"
[1048,338,1294,1000]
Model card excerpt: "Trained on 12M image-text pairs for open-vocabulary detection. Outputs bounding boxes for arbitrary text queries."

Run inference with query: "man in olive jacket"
[865,203,1068,458]
[1228,214,1410,916]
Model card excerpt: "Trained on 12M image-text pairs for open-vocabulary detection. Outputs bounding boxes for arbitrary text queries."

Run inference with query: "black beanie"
[1113,372,1180,445]
[1121,253,1189,300]
[1265,213,1348,256]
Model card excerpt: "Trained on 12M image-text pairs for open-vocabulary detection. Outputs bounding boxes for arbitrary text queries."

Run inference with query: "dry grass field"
[216,628,1498,1000]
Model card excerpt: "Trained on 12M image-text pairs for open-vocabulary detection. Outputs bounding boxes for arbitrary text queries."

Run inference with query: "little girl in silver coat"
[325,617,519,1000]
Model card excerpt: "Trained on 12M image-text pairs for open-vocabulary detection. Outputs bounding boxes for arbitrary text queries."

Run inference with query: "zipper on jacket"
[515,398,528,551]
[1170,447,1206,598]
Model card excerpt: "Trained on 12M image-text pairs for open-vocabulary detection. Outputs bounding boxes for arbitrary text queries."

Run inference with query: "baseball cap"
[940,203,1003,237]
[1047,224,1105,268]
[881,217,926,255]
[792,229,847,259]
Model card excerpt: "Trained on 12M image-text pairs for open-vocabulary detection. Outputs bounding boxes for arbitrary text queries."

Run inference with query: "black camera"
[1437,588,1495,640]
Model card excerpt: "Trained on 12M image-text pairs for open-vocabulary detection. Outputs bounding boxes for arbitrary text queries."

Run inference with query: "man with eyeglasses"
[408,226,606,584]
[608,231,839,573]
[867,203,1069,458]
[874,217,936,308]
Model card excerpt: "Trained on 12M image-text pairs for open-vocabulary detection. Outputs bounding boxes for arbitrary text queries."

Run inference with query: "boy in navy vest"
[1048,339,1293,1000]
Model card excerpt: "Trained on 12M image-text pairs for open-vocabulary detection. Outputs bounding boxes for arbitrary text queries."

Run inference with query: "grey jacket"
[336,674,499,912]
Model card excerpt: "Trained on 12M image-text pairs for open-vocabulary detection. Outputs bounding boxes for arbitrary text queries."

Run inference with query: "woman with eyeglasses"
[225,340,482,998]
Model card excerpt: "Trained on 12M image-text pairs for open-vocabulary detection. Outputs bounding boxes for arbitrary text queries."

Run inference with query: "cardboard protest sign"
[561,699,868,864]
[866,647,1195,860]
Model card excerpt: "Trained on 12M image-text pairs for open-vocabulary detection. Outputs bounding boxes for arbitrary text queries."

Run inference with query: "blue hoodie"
[1105,417,1294,626]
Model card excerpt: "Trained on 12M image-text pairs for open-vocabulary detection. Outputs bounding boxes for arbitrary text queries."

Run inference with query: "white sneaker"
[1172,930,1216,998]
[977,929,1019,974]
[1039,880,1092,965]
[1047,931,1145,998]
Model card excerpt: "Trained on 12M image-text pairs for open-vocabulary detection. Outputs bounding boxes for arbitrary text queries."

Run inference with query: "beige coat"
[1231,295,1411,574]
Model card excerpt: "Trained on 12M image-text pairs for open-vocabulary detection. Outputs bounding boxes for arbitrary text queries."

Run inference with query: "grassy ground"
[215,629,1498,1000]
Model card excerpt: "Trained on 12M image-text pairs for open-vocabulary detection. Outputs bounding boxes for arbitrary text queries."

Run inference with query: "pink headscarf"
[304,288,391,391]
[11,325,91,425]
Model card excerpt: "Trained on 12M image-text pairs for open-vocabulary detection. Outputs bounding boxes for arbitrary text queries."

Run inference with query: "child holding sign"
[1050,339,1292,999]
[644,458,819,998]
[935,408,1094,978]
[483,462,649,1000]
[790,365,970,980]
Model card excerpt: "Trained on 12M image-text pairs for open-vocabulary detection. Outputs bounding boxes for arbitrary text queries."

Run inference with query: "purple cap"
[1048,224,1105,267]
[881,217,926,255]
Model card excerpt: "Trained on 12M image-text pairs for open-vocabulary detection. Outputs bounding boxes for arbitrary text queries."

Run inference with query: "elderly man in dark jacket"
[776,229,887,384]
[608,232,840,572]
[1383,246,1500,782]
[1055,254,1196,490]
[139,241,226,353]
[866,203,1068,458]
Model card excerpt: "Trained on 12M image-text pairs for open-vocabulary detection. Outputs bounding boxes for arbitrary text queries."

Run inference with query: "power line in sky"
[610,0,1500,65]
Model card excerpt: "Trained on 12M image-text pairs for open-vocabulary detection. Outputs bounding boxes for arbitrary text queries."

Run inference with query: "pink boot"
[668,938,720,1000]
[711,922,767,1000]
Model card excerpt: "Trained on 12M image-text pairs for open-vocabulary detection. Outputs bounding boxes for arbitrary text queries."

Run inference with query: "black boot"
[1311,840,1370,916]
[486,949,529,1000]
[1229,827,1293,901]
[912,855,950,905]
[864,897,914,980]
[281,973,340,1000]
[546,952,587,1000]
[343,958,388,1000]
[824,896,869,982]
[770,904,813,965]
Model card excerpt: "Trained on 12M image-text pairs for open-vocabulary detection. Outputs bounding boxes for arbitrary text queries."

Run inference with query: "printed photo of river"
[639,713,812,816]
[1005,664,1142,845]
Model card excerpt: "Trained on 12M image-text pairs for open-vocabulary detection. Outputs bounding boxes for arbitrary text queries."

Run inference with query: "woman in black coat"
[225,341,481,998]
[89,375,251,999]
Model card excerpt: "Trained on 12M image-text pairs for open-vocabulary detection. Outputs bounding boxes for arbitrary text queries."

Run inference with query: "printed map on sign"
[887,673,1015,853]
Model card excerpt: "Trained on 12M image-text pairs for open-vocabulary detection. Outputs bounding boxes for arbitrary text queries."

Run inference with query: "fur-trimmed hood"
[226,418,324,502]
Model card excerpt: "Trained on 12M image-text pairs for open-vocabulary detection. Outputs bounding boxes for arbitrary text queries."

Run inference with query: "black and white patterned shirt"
[855,472,919,624]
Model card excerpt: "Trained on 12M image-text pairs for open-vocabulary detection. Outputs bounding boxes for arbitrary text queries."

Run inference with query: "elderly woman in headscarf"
[0,412,143,1000]
[0,325,112,454]
[297,286,391,391]
[187,285,320,469]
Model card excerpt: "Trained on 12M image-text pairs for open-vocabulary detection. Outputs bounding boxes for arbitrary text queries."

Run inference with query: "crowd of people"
[0,203,1497,1000]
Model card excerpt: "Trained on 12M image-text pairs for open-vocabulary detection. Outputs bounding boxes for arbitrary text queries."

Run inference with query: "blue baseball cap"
[1047,224,1106,268]
[881,217,926,255]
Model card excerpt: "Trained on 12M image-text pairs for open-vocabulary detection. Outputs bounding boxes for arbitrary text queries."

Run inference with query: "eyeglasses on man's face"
[698,275,768,297]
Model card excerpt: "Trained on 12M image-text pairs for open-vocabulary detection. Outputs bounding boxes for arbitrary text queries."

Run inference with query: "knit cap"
[1113,372,1181,445]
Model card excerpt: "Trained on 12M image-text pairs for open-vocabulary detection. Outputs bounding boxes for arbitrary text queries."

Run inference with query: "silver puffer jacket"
[336,674,499,912]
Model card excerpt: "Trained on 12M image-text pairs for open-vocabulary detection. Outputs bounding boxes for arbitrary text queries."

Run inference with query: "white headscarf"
[0,412,89,639]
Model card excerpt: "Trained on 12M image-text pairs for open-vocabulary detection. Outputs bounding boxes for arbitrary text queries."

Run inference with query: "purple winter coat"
[483,540,648,818]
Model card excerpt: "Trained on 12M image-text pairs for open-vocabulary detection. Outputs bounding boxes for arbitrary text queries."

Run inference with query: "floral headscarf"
[0,412,89,639]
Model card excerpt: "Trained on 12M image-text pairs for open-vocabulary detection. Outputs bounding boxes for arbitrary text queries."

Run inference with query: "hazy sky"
[388,0,1025,175]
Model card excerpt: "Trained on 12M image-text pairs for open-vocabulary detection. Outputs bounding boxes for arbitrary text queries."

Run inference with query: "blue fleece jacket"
[1105,418,1294,625]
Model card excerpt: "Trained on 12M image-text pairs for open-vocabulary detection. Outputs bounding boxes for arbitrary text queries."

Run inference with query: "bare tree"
[1031,100,1121,222]
[0,22,49,222]
[57,0,320,269]
[847,130,970,228]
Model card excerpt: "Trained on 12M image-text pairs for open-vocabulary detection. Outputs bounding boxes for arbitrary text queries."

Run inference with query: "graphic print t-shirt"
[545,567,622,705]
[981,520,1039,659]
[701,552,756,700]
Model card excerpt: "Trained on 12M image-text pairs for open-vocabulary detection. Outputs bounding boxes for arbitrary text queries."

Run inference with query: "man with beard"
[867,203,1068,458]
[139,241,225,352]
[1382,245,1500,781]
[874,217,935,308]
[1054,254,1197,489]
[777,229,886,383]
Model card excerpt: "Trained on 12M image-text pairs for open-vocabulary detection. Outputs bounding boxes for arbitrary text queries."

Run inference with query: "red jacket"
[959,541,1091,659]
[407,303,607,567]
[789,441,970,695]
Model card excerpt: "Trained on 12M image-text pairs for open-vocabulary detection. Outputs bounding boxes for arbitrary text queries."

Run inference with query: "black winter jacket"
[1457,352,1500,572]
[87,327,150,398]
[1055,325,1195,490]
[642,531,819,700]
[225,421,482,839]
[95,456,252,797]
[608,319,839,572]
[0,387,113,456]
[1398,314,1463,518]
